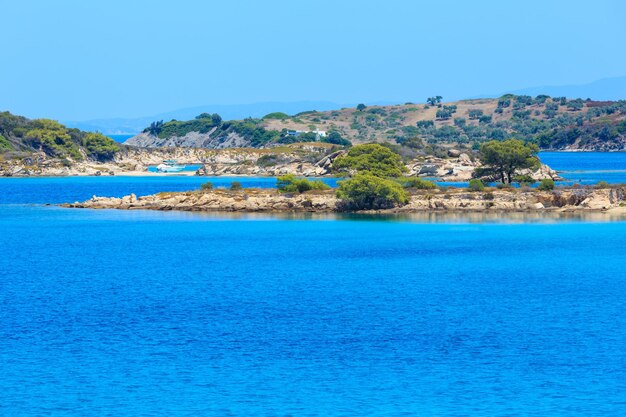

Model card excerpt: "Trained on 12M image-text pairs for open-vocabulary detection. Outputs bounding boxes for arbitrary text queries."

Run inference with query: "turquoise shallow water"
[2,157,626,416]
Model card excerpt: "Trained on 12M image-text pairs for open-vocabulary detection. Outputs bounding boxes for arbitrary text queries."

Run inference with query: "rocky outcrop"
[405,154,560,182]
[66,190,338,212]
[0,143,339,177]
[125,130,251,149]
[63,187,626,214]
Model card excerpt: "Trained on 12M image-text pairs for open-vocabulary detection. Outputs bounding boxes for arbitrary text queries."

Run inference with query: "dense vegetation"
[333,144,411,210]
[141,113,352,149]
[144,113,222,138]
[0,111,120,161]
[337,173,409,210]
[333,143,406,177]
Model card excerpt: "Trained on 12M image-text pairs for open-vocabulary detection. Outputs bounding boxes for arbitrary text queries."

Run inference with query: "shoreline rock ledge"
[62,187,626,214]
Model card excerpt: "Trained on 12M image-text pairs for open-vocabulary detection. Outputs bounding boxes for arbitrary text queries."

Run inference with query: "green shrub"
[276,174,330,193]
[230,181,242,190]
[483,192,495,200]
[537,178,555,191]
[336,173,409,210]
[195,113,222,124]
[200,182,214,191]
[0,134,12,151]
[400,177,437,189]
[333,143,406,178]
[263,112,290,120]
[595,181,610,189]
[468,179,485,191]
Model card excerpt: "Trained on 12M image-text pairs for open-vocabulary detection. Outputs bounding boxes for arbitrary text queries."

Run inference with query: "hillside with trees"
[0,111,120,162]
[129,95,626,152]
[260,95,626,152]
[126,113,352,149]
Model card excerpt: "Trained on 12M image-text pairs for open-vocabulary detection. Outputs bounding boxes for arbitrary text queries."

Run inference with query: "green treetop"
[83,132,120,161]
[333,143,406,178]
[476,139,540,184]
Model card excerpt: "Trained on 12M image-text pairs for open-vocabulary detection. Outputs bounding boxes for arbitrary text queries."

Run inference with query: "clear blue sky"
[1,0,625,120]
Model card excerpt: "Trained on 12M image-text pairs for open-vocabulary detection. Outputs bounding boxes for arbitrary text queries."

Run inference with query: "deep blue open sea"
[2,153,626,416]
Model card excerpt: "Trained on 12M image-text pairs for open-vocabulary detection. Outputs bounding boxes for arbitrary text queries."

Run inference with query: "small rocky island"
[65,186,626,214]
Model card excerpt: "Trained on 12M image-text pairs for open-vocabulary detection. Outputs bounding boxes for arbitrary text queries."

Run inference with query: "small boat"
[155,159,185,173]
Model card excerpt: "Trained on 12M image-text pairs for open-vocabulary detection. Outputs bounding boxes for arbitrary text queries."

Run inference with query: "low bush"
[537,178,555,191]
[595,181,610,189]
[200,182,214,191]
[468,179,485,192]
[399,177,437,189]
[336,173,409,210]
[276,174,330,193]
[230,181,242,190]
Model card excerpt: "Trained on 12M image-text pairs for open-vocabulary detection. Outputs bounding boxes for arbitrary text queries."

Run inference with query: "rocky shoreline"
[63,186,626,214]
[1,145,560,182]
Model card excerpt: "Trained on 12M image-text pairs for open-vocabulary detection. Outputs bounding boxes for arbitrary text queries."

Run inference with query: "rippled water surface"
[2,168,626,415]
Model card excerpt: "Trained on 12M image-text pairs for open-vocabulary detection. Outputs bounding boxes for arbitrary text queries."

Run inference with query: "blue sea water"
[0,176,340,205]
[539,151,626,184]
[107,134,135,143]
[2,154,626,416]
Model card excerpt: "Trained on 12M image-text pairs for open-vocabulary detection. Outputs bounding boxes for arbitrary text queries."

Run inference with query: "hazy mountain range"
[64,77,626,135]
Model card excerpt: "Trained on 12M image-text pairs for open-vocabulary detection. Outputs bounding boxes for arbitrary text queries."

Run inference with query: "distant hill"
[502,76,626,101]
[127,95,626,152]
[64,101,349,134]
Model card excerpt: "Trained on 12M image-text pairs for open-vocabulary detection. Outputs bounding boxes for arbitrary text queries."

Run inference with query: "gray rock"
[418,164,438,175]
